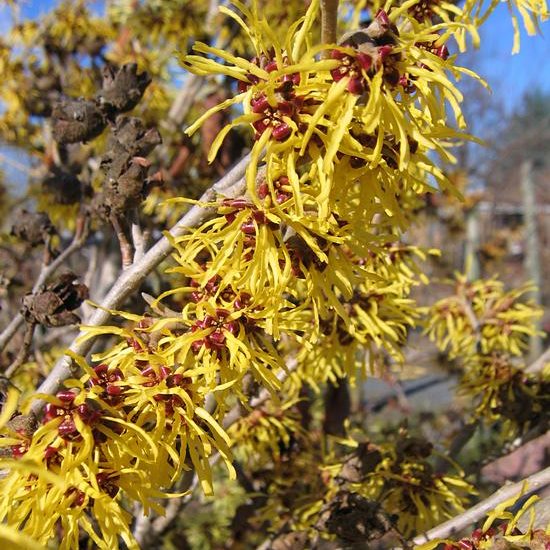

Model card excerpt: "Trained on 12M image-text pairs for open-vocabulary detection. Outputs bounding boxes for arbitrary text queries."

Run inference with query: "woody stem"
[321,0,339,51]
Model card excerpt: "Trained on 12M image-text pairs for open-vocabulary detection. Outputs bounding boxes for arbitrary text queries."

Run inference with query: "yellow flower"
[425,274,542,360]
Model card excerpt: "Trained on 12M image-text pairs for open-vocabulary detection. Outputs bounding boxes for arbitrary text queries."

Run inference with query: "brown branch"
[42,234,54,266]
[323,377,351,436]
[110,214,134,270]
[435,420,479,474]
[412,466,550,545]
[459,296,481,339]
[321,0,340,51]
[222,360,297,429]
[4,322,36,378]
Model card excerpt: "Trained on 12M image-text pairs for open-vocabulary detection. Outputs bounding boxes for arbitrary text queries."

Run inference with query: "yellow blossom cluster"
[251,432,472,540]
[425,273,548,434]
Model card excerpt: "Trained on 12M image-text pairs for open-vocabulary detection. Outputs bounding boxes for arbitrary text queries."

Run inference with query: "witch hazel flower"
[43,389,103,443]
[330,10,402,94]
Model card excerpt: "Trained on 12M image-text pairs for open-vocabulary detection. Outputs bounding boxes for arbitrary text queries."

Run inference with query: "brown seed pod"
[51,99,106,144]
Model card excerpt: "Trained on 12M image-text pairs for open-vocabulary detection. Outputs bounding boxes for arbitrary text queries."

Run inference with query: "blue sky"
[471,4,549,113]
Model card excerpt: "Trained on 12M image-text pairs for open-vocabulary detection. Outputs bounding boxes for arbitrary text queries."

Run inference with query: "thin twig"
[0,152,37,176]
[321,0,340,51]
[166,74,204,127]
[42,234,54,266]
[459,296,481,338]
[435,420,479,474]
[4,322,36,378]
[130,209,147,263]
[412,466,550,545]
[0,233,87,353]
[166,0,220,128]
[222,360,297,429]
[110,214,133,269]
[81,244,99,320]
[206,0,220,31]
[29,153,251,416]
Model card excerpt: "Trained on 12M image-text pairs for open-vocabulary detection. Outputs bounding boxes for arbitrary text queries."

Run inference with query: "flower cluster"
[425,273,548,434]
[346,434,473,536]
[425,274,542,359]
[243,431,472,544]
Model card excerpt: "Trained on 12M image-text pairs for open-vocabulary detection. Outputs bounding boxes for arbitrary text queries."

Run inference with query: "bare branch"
[0,151,37,177]
[130,209,147,263]
[166,74,204,127]
[412,466,550,545]
[4,322,36,378]
[222,360,297,429]
[470,425,550,476]
[110,214,134,269]
[321,0,340,51]
[435,420,479,474]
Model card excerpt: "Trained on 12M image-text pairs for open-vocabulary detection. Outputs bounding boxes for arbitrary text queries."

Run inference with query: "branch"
[321,0,340,50]
[4,322,36,378]
[469,424,550,476]
[435,420,479,474]
[0,232,87,353]
[412,466,550,545]
[110,214,134,269]
[222,360,297,429]
[29,153,251,416]
[164,0,223,127]
[166,74,204,127]
[130,208,147,263]
[0,151,38,177]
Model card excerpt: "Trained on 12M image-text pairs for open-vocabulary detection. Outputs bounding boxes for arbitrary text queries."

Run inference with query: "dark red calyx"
[356,53,372,70]
[251,94,270,113]
[58,418,81,441]
[272,122,291,141]
[347,77,365,94]
[257,181,269,199]
[57,390,77,404]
